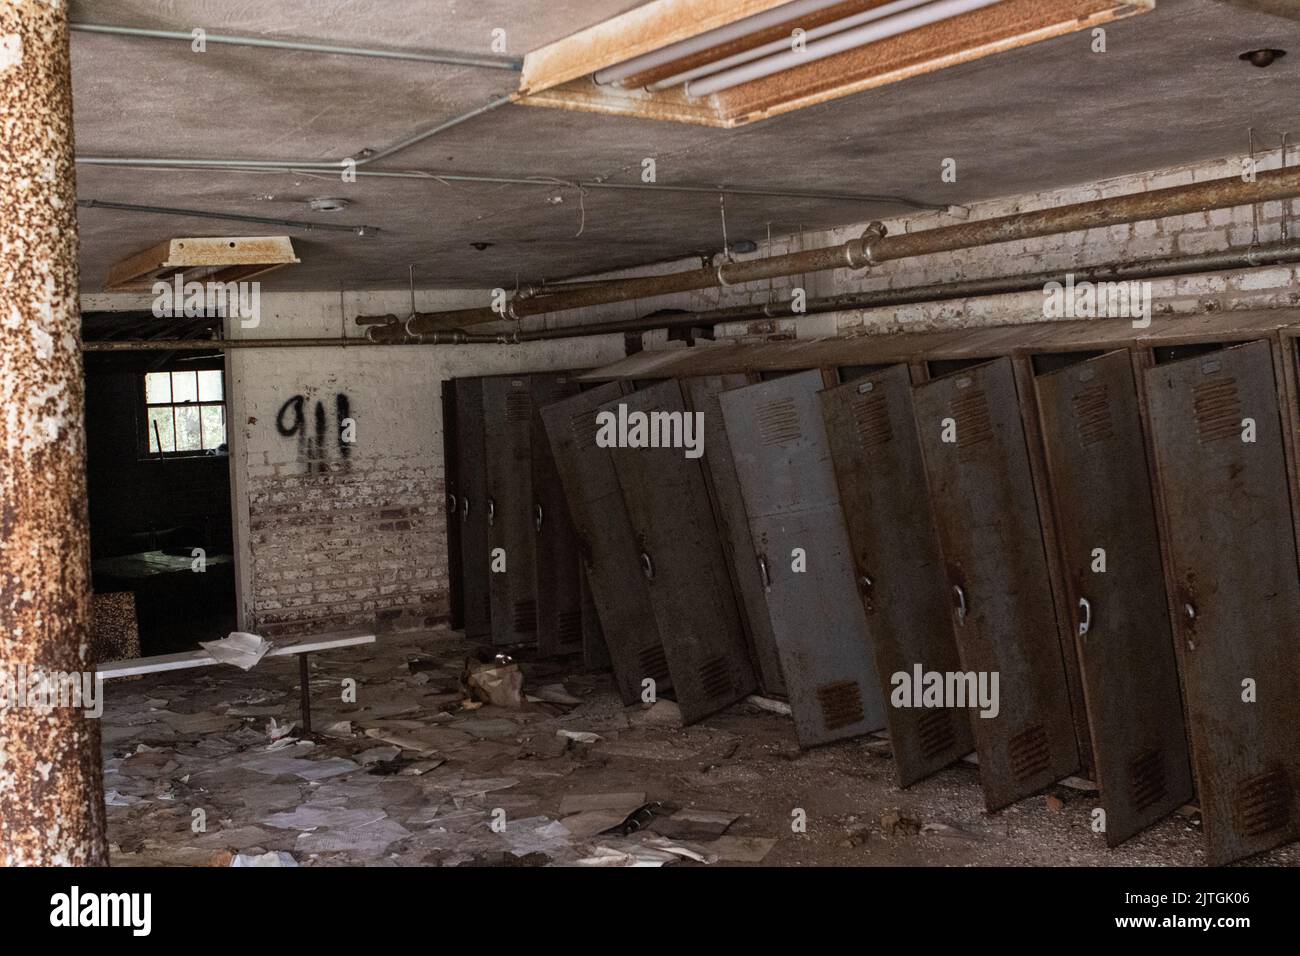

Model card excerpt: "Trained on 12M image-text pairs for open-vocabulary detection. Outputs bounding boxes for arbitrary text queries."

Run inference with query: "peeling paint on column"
[0,0,108,865]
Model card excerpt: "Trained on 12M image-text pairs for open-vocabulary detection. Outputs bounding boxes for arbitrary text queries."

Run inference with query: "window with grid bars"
[143,369,227,456]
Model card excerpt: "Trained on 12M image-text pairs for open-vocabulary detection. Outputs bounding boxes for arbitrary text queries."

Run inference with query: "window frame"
[138,361,228,459]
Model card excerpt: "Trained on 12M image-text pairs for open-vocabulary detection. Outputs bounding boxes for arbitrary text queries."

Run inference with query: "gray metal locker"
[820,365,974,786]
[530,372,584,657]
[483,375,537,646]
[913,357,1079,811]
[1035,349,1193,846]
[541,382,667,706]
[682,374,786,697]
[600,380,758,723]
[719,369,887,747]
[454,377,491,640]
[1143,340,1300,864]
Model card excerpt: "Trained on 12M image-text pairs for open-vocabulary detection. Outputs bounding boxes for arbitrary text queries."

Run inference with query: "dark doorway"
[83,315,236,655]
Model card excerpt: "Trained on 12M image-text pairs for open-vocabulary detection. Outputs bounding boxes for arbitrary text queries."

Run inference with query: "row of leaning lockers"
[443,339,1300,866]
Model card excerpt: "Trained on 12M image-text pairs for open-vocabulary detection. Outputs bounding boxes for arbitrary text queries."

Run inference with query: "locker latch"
[534,503,544,532]
[640,551,655,580]
[952,584,967,625]
[487,498,495,526]
[757,554,771,592]
[1077,596,1092,637]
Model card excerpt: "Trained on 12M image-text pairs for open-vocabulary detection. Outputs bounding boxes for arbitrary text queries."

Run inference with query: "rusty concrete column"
[0,1,107,864]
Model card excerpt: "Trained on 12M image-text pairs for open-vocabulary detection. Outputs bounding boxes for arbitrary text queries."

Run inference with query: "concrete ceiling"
[70,0,1300,292]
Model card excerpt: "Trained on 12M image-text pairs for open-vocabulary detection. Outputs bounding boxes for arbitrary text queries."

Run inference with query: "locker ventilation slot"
[953,389,993,460]
[851,392,893,449]
[1071,384,1114,447]
[569,411,599,449]
[638,644,671,683]
[512,600,537,633]
[506,392,533,423]
[756,398,802,447]
[816,680,865,731]
[1128,749,1166,812]
[699,655,735,701]
[916,708,955,760]
[556,610,583,641]
[1233,768,1291,837]
[1008,723,1050,782]
[1192,378,1242,444]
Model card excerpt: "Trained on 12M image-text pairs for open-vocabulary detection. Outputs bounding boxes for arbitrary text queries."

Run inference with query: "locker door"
[719,369,887,747]
[454,378,491,639]
[820,365,974,787]
[541,383,666,706]
[601,381,758,723]
[441,380,464,630]
[1143,340,1300,864]
[682,375,786,697]
[913,357,1079,811]
[530,373,583,657]
[483,375,537,646]
[1036,350,1193,846]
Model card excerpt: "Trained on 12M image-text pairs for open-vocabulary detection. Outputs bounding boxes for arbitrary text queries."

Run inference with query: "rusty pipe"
[367,165,1300,339]
[0,0,108,866]
[361,239,1300,345]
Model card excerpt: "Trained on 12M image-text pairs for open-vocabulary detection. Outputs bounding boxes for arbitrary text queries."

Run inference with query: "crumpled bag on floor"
[464,658,523,708]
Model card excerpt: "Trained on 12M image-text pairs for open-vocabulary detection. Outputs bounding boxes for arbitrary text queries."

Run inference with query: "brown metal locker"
[599,381,758,723]
[441,380,463,630]
[682,374,786,697]
[530,373,584,657]
[820,365,974,786]
[454,377,491,640]
[1143,340,1300,864]
[1034,350,1193,846]
[541,382,666,706]
[483,375,537,646]
[913,357,1079,810]
[719,369,887,747]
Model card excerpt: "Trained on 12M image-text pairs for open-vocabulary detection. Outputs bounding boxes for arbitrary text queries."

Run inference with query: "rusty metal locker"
[600,381,758,723]
[820,365,974,786]
[1143,340,1300,864]
[541,382,666,706]
[1034,350,1193,846]
[441,380,464,630]
[913,357,1079,810]
[454,377,491,639]
[719,369,887,747]
[530,373,584,657]
[682,375,786,697]
[483,375,537,646]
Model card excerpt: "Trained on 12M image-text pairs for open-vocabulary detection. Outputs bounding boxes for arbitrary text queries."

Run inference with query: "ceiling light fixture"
[648,0,936,92]
[688,0,1004,97]
[593,0,846,86]
[1239,48,1286,68]
[520,0,1153,128]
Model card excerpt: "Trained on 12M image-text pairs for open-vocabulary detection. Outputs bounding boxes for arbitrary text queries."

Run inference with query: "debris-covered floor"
[101,628,1299,867]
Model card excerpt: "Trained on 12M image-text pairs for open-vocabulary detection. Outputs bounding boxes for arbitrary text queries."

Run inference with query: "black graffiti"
[276,392,353,472]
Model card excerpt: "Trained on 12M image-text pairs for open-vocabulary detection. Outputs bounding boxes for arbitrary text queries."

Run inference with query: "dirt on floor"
[100,627,1299,867]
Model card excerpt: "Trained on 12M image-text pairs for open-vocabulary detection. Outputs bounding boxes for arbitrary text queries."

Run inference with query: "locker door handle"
[1077,597,1092,637]
[757,554,771,592]
[534,503,544,532]
[640,551,655,580]
[447,494,457,514]
[460,497,470,520]
[952,585,967,625]
[1184,602,1197,622]
[487,498,495,526]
